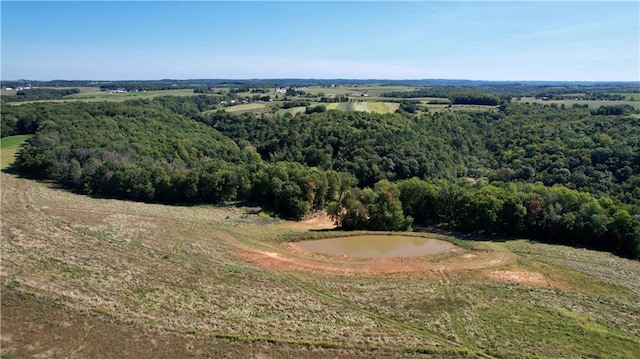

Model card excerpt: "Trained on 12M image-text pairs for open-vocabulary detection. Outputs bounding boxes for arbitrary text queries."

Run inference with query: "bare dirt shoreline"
[221,213,527,283]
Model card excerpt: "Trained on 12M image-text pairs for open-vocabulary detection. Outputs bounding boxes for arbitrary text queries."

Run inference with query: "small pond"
[295,235,455,258]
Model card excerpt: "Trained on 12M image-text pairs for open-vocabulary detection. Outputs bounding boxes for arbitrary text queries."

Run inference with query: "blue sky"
[2,1,638,81]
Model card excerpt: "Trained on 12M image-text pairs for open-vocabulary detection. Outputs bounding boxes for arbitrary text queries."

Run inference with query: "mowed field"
[223,102,269,114]
[2,168,640,358]
[0,135,33,170]
[326,101,400,114]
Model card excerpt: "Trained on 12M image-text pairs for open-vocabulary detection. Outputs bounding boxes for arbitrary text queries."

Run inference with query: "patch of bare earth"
[212,211,518,277]
[281,211,337,231]
[488,270,551,287]
[230,237,515,276]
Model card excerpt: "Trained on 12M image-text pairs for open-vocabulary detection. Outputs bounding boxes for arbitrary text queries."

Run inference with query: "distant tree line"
[281,100,310,109]
[320,95,349,103]
[325,177,639,258]
[382,87,500,106]
[1,88,81,103]
[396,178,638,258]
[1,80,93,88]
[200,103,640,208]
[99,82,195,92]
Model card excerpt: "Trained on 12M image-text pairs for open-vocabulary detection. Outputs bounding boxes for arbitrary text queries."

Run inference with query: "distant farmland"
[326,101,399,114]
[609,93,640,101]
[3,87,197,105]
[223,102,268,114]
[515,97,640,110]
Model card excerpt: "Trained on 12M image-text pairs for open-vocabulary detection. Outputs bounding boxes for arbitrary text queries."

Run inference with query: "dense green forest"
[2,101,356,219]
[2,94,639,258]
[203,103,640,206]
[382,86,502,105]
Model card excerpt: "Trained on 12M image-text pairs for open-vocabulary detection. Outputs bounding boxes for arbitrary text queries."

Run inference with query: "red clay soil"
[236,244,515,276]
[221,214,517,277]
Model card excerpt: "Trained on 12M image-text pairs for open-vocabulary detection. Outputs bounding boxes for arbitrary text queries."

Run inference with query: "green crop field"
[0,134,32,169]
[2,172,639,358]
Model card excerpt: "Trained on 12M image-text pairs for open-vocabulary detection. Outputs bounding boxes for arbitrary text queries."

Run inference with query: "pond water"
[295,235,455,258]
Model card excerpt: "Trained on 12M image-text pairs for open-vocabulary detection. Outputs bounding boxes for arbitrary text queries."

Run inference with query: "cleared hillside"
[2,173,639,358]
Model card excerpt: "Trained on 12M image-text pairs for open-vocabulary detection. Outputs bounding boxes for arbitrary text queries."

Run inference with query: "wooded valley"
[2,84,639,258]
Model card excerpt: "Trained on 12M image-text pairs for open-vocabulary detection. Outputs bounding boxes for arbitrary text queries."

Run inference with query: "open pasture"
[276,106,307,116]
[423,104,498,113]
[515,97,640,110]
[2,172,639,358]
[0,89,18,98]
[326,101,399,114]
[610,92,640,101]
[223,102,269,114]
[0,134,32,169]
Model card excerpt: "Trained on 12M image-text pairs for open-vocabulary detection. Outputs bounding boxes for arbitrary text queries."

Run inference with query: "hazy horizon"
[3,78,640,84]
[2,1,639,82]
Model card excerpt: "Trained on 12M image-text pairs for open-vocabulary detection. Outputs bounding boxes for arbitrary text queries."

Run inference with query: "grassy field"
[326,101,399,114]
[223,102,269,114]
[3,87,197,105]
[425,104,498,113]
[610,93,640,101]
[0,89,18,98]
[277,106,308,116]
[515,97,640,110]
[302,85,416,97]
[2,172,639,358]
[0,134,32,169]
